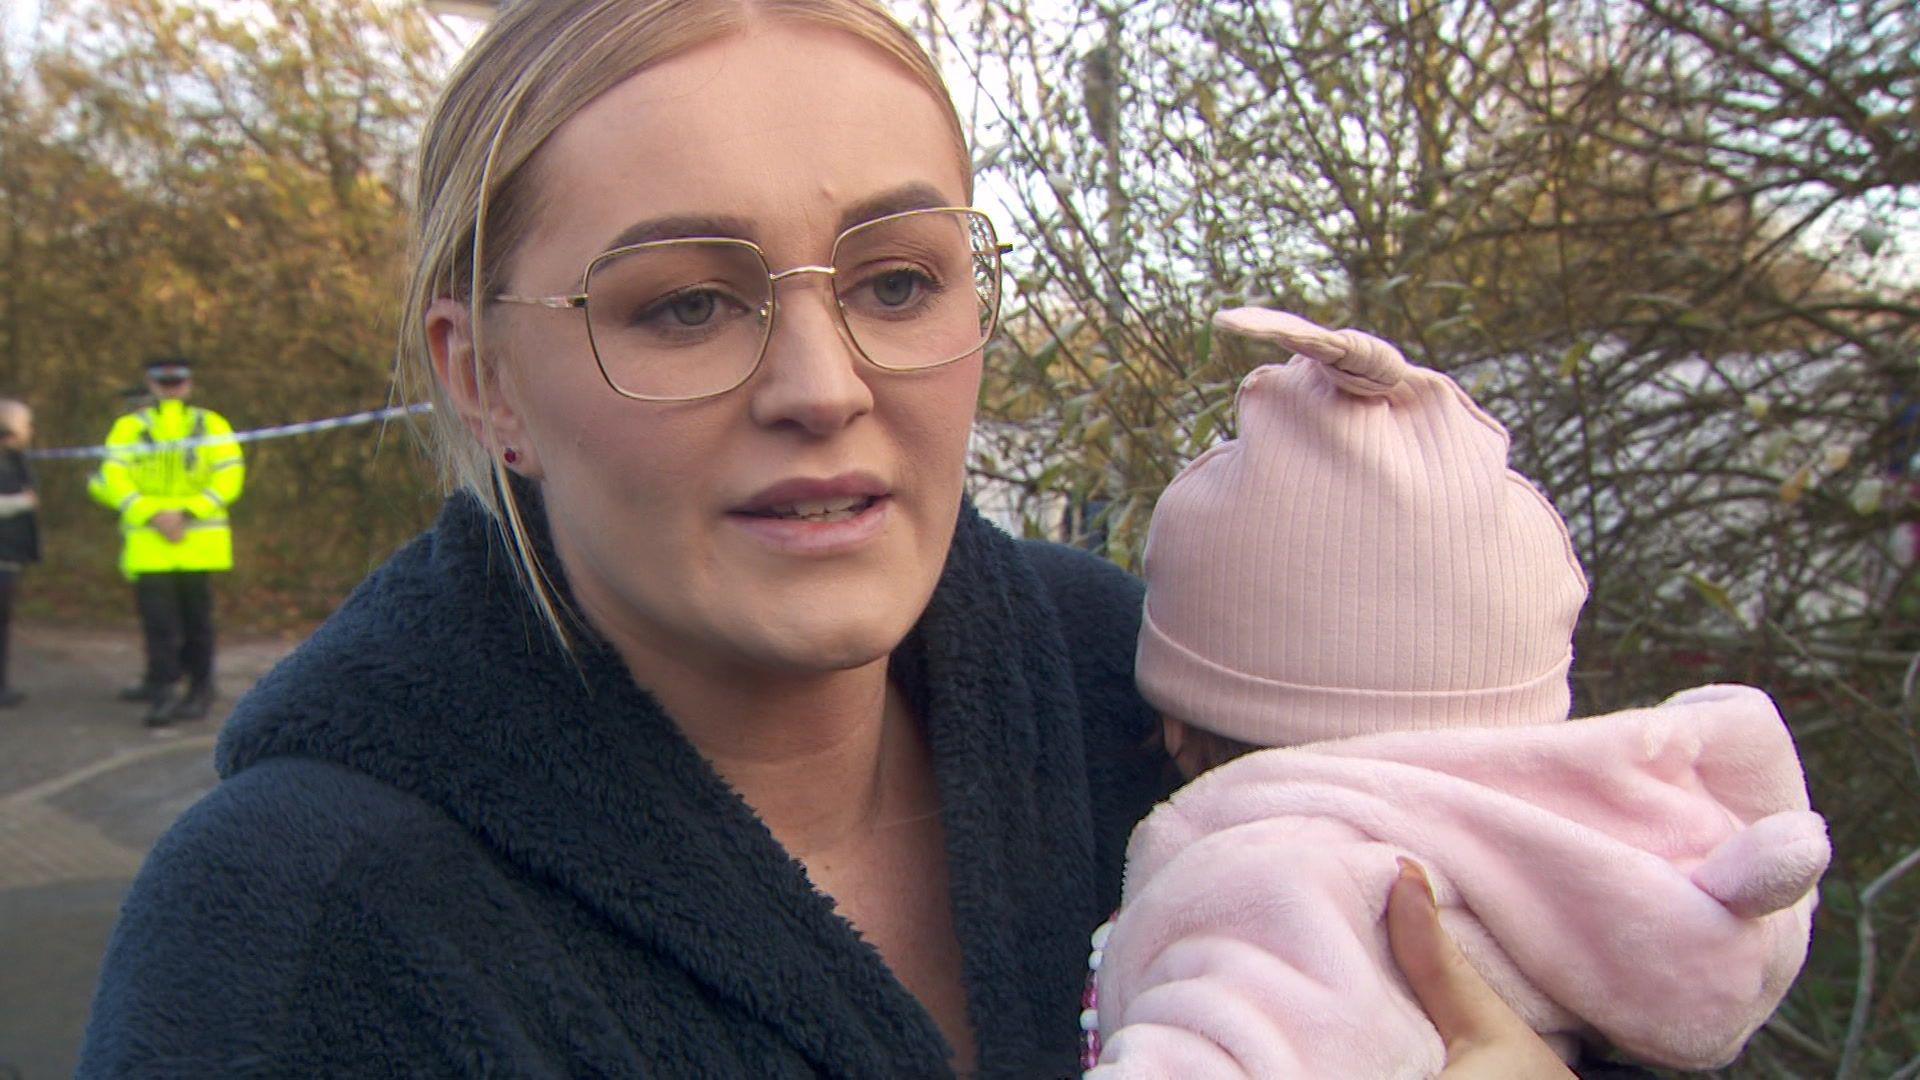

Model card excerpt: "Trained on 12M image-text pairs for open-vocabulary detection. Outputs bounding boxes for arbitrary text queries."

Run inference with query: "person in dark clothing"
[0,399,40,708]
[79,3,1638,1077]
[83,489,1174,1076]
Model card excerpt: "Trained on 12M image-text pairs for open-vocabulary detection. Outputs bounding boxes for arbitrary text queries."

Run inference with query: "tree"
[1,0,448,624]
[948,0,1919,1073]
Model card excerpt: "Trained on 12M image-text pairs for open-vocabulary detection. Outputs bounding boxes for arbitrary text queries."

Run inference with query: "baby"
[1081,310,1830,1078]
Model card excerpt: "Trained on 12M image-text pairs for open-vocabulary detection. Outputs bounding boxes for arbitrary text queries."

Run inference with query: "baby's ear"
[1158,716,1212,781]
[1159,715,1188,759]
[1691,809,1831,917]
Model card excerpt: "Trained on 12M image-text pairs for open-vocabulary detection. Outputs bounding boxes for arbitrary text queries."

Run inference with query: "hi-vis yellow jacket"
[88,401,246,579]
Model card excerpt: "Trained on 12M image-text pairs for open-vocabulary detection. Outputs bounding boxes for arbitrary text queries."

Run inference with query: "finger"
[1386,858,1515,1052]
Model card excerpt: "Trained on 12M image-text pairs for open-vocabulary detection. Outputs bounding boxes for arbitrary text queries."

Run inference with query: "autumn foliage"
[1,0,444,627]
[2,0,1915,1073]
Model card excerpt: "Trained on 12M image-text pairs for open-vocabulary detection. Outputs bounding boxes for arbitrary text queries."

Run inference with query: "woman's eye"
[872,269,924,307]
[632,288,734,330]
[665,291,716,326]
[853,267,941,313]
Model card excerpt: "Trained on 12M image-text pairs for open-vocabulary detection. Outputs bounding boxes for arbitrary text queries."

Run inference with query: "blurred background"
[0,0,1914,1076]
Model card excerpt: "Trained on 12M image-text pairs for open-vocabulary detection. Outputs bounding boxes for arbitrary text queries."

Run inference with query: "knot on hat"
[1212,307,1410,397]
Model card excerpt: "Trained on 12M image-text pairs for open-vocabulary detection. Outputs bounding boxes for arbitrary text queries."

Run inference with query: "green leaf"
[1193,82,1218,127]
[1686,573,1738,620]
[1557,339,1593,378]
[1780,465,1812,506]
[1675,310,1725,334]
[1193,319,1213,373]
[1081,414,1113,446]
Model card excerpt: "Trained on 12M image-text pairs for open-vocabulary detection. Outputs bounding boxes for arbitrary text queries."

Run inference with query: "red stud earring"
[503,447,520,466]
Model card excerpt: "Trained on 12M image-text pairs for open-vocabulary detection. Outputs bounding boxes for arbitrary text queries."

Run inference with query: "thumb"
[1386,858,1517,1052]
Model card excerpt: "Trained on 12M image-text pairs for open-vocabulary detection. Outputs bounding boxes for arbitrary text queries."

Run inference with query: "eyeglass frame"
[491,205,1014,403]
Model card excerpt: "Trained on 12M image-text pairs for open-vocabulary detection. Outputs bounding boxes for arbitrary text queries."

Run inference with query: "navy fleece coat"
[78,495,1170,1078]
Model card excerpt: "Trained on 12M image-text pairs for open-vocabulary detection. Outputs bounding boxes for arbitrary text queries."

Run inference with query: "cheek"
[895,359,983,477]
[534,396,719,518]
[491,311,611,449]
[495,323,676,489]
[896,364,982,541]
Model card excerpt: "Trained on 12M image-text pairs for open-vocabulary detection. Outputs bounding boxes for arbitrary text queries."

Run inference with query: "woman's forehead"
[526,26,969,266]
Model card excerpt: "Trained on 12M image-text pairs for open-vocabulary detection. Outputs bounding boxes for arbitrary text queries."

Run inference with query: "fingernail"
[1397,857,1436,905]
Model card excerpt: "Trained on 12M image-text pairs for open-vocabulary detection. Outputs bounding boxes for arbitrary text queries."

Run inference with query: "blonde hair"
[396,0,969,643]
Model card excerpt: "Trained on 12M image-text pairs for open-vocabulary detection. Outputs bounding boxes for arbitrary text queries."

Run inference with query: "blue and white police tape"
[26,402,434,461]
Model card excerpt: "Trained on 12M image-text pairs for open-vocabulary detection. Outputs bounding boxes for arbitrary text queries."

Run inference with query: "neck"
[540,502,936,859]
[614,635,914,859]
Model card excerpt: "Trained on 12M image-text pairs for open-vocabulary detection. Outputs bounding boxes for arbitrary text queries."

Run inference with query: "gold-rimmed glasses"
[493,207,1011,402]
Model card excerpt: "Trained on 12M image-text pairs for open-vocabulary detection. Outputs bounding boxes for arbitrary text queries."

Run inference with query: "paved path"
[0,625,295,1080]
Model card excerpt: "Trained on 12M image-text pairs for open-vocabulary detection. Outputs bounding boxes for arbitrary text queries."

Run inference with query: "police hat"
[144,356,194,382]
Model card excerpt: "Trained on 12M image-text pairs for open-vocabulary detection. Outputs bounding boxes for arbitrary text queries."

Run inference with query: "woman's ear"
[426,297,540,477]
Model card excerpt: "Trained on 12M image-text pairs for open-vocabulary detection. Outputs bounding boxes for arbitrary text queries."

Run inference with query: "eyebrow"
[835,183,955,234]
[595,183,959,256]
[601,214,756,253]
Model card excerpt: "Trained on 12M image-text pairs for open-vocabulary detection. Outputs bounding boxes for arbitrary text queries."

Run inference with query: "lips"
[725,472,898,553]
[734,473,890,519]
[748,495,877,523]
[728,472,894,555]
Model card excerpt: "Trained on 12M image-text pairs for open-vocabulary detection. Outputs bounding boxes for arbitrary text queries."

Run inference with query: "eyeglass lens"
[582,209,999,400]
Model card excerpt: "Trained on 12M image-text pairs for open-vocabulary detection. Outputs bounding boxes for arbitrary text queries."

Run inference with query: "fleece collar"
[217,493,1102,1077]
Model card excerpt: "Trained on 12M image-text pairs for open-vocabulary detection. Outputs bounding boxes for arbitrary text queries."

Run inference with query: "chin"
[751,606,919,675]
[743,549,946,674]
[796,627,910,673]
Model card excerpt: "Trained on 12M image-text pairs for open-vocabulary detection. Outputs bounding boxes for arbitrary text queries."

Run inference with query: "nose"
[746,268,874,435]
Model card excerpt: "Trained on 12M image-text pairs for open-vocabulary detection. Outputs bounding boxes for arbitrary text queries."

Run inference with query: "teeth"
[792,497,864,515]
[764,495,870,520]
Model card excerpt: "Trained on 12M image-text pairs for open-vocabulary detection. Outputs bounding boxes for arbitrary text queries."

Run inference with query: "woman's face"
[470,27,981,683]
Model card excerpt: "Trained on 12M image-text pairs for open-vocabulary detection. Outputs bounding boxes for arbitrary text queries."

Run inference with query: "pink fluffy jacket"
[1088,684,1828,1078]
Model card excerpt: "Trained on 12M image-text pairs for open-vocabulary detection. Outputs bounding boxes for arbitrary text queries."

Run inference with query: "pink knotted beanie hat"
[1135,309,1590,745]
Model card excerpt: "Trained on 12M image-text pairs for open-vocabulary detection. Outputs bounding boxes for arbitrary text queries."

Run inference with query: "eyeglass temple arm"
[493,293,587,310]
[494,238,1013,309]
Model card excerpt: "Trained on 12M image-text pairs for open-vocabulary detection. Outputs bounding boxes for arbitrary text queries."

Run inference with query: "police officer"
[89,357,245,726]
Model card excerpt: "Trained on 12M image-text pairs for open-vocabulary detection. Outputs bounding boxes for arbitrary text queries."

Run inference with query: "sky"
[11,0,1910,285]
[2,0,45,58]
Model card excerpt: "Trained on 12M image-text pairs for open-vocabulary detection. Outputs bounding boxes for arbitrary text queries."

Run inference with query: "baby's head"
[1137,310,1588,776]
